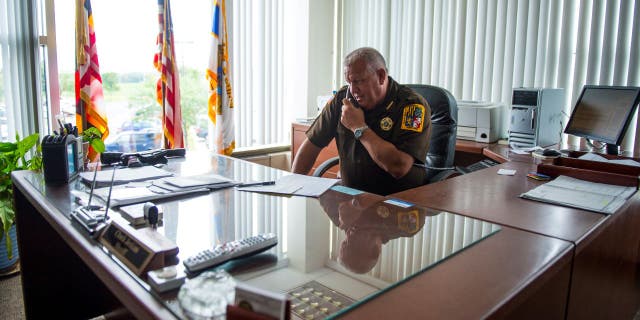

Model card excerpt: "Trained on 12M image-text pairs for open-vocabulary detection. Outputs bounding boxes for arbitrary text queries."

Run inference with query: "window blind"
[0,0,41,142]
[338,0,640,154]
[230,0,287,148]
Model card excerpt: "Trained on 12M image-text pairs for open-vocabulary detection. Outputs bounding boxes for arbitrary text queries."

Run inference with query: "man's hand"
[340,97,415,179]
[340,98,365,132]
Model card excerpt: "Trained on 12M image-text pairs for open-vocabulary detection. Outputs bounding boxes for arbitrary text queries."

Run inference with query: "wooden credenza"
[291,122,339,178]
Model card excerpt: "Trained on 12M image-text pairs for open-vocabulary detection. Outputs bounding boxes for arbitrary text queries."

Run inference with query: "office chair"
[313,84,458,185]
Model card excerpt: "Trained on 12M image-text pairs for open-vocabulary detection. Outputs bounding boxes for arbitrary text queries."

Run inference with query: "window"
[45,0,301,153]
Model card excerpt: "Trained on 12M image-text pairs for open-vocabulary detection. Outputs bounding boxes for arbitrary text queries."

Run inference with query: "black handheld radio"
[42,134,80,185]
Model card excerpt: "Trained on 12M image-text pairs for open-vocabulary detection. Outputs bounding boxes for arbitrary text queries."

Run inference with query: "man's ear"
[376,68,387,85]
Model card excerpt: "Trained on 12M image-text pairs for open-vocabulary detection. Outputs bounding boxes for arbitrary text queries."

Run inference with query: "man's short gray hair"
[344,47,387,73]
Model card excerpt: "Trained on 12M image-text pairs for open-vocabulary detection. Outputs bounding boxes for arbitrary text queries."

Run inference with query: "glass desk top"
[23,152,501,319]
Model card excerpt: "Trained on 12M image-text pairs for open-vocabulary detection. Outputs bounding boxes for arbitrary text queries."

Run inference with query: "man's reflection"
[319,188,439,274]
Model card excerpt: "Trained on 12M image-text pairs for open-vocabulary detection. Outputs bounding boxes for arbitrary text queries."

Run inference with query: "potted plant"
[80,127,106,164]
[0,133,42,271]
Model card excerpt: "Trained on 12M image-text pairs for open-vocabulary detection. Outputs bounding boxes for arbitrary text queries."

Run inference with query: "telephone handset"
[346,85,361,109]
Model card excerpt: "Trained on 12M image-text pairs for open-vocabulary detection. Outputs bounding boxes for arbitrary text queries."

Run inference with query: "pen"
[237,181,276,187]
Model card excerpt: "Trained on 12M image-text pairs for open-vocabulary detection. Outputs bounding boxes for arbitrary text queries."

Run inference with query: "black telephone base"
[70,207,109,239]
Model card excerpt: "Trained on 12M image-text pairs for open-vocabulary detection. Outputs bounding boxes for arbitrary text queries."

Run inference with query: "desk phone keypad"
[183,233,277,273]
[460,159,499,174]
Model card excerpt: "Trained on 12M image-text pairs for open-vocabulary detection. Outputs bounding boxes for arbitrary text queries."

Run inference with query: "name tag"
[99,218,178,276]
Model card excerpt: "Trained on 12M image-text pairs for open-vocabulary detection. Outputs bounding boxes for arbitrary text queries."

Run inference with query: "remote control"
[183,233,278,273]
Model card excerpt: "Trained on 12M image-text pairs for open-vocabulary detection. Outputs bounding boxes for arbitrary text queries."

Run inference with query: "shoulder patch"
[400,104,426,132]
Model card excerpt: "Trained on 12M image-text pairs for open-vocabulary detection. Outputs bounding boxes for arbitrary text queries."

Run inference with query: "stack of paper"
[520,175,637,214]
[93,173,236,207]
[79,166,174,187]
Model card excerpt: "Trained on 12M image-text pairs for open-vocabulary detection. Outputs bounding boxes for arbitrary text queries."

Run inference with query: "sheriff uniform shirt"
[307,77,432,195]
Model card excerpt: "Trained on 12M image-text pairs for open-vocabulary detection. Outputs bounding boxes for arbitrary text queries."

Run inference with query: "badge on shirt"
[380,117,393,131]
[376,205,390,218]
[400,104,426,132]
[398,210,420,233]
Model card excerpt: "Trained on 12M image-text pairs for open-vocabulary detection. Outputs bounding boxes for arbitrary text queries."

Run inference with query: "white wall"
[305,0,336,117]
[285,0,336,120]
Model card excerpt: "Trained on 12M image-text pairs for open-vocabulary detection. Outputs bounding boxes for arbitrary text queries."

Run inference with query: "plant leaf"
[0,132,40,259]
[90,139,106,153]
[16,133,39,156]
[15,133,40,170]
[0,197,14,258]
[0,142,17,153]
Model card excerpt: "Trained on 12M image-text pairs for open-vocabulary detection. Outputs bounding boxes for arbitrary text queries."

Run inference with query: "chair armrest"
[312,156,340,177]
[428,168,461,183]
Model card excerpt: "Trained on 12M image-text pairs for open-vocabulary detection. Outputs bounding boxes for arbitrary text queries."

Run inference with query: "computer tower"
[508,88,565,148]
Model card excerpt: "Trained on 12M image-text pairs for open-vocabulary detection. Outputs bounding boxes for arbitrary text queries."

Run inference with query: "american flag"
[75,0,108,159]
[207,0,235,155]
[154,0,184,149]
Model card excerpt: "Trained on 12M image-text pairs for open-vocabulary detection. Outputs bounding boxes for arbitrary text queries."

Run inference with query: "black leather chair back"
[406,84,458,184]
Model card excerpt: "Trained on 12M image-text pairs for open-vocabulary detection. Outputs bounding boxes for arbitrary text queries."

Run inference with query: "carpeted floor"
[0,272,25,320]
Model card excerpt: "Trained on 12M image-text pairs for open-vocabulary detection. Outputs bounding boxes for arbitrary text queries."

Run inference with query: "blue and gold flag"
[206,0,234,155]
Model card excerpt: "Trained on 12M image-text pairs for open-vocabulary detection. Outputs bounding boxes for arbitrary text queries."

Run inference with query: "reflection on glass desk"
[23,155,501,319]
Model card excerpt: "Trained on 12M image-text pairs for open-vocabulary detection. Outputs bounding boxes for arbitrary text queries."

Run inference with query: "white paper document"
[162,174,233,188]
[520,175,637,214]
[578,153,640,167]
[509,143,543,154]
[237,173,339,197]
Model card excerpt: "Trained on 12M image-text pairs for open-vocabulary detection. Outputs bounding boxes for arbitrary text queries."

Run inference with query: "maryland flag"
[75,0,108,159]
[207,0,235,155]
[154,0,184,149]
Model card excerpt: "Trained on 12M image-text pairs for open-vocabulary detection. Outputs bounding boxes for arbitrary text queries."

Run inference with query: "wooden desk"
[13,172,174,318]
[293,121,640,318]
[392,161,640,320]
[342,227,572,320]
[13,152,574,319]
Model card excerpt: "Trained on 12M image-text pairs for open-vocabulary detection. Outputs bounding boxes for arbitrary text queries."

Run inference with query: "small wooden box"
[537,155,640,188]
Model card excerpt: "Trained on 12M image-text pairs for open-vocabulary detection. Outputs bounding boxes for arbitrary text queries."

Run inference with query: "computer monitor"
[564,85,640,155]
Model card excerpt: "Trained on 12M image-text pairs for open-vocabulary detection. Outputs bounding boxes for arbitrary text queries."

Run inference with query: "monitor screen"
[564,85,640,146]
[67,142,77,175]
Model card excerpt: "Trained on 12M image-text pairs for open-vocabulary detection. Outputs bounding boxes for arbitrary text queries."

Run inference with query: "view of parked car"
[105,129,162,152]
[194,117,209,139]
[117,120,160,133]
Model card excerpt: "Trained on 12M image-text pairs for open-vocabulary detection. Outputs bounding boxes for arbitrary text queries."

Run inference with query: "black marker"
[237,181,276,187]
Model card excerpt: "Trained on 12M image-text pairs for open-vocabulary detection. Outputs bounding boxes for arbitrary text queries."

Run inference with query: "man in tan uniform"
[292,47,432,195]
